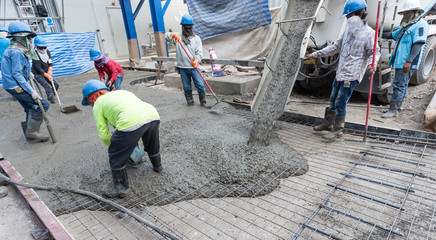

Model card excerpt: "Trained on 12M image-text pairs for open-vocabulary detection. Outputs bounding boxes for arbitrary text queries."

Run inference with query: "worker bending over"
[382,0,429,118]
[2,21,50,142]
[165,14,206,106]
[82,80,162,198]
[306,0,380,139]
[89,47,124,90]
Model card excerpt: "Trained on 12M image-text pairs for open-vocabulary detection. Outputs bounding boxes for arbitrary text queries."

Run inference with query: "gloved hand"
[107,81,113,88]
[48,66,53,76]
[43,73,53,81]
[171,33,180,43]
[31,91,42,101]
[192,59,199,68]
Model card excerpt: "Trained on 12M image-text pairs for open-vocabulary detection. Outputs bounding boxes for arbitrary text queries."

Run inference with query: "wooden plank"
[0,160,73,240]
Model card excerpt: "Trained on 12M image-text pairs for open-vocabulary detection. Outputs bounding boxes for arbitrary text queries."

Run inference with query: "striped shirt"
[313,18,380,83]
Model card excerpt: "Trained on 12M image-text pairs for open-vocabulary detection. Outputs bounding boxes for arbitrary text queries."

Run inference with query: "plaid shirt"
[313,21,380,82]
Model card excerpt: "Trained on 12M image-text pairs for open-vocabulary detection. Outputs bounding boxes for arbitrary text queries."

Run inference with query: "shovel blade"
[61,105,79,113]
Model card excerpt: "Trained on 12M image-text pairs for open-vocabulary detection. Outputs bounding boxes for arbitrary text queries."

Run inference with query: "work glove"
[107,81,113,88]
[43,73,53,81]
[31,91,42,101]
[48,66,53,76]
[192,59,199,68]
[171,33,180,43]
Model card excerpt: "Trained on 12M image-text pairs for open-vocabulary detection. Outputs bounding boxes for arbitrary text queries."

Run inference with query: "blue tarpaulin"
[37,32,96,78]
[186,0,271,40]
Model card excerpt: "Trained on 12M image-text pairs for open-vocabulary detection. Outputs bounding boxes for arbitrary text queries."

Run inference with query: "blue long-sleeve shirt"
[0,38,10,61]
[1,48,34,94]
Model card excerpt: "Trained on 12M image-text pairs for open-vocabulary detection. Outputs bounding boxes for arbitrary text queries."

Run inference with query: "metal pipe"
[302,223,343,240]
[0,17,62,21]
[344,173,413,192]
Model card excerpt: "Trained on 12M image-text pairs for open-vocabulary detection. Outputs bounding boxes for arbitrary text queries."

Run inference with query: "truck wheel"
[410,36,436,85]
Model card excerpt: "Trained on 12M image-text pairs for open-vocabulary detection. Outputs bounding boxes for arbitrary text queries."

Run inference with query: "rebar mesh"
[41,105,436,239]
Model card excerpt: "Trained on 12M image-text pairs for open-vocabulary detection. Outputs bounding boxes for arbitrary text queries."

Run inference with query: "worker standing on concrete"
[32,36,58,104]
[82,80,162,198]
[1,21,50,142]
[89,47,124,90]
[306,0,380,139]
[382,0,429,118]
[164,14,206,106]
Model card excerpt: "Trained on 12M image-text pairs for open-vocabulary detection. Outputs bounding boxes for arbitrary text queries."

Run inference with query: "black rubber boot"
[382,101,401,118]
[313,107,336,131]
[25,110,49,142]
[185,94,194,106]
[149,153,162,173]
[47,93,56,104]
[199,94,206,107]
[323,115,345,140]
[105,165,129,198]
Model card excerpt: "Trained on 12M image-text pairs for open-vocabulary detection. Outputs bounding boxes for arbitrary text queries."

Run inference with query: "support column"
[119,0,141,65]
[149,0,167,57]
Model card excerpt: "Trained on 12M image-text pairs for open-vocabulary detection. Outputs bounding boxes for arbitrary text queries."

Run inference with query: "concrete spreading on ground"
[0,70,308,215]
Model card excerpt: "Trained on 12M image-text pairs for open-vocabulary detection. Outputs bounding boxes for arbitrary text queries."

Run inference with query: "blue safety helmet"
[82,80,108,106]
[34,36,47,47]
[181,14,194,25]
[89,47,101,60]
[0,25,7,32]
[7,21,37,38]
[341,0,367,19]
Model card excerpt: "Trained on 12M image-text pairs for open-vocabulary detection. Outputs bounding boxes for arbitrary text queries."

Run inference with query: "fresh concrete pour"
[0,70,307,214]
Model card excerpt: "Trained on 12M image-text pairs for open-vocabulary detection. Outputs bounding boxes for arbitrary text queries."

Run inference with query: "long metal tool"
[364,1,381,142]
[29,74,57,143]
[50,80,78,113]
[177,41,220,103]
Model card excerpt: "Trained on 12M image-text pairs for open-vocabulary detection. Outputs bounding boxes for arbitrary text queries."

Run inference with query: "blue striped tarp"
[186,0,271,40]
[37,32,96,78]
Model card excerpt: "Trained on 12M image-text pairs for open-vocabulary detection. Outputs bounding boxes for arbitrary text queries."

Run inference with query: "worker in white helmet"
[382,0,429,118]
[306,0,380,139]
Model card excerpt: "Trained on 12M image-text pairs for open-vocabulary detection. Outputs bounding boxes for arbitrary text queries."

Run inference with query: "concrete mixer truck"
[299,0,436,103]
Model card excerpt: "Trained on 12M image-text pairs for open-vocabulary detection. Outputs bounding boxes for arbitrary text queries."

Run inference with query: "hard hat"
[34,36,47,47]
[0,25,7,32]
[89,47,101,60]
[341,0,367,19]
[82,80,108,106]
[7,21,36,38]
[398,0,423,15]
[180,14,194,25]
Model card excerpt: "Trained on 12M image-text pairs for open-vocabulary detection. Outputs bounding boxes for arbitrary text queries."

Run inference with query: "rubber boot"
[185,94,194,106]
[47,93,56,104]
[323,115,345,140]
[149,153,162,173]
[199,93,206,107]
[382,101,401,118]
[104,165,129,198]
[313,107,336,131]
[0,188,7,199]
[25,110,49,142]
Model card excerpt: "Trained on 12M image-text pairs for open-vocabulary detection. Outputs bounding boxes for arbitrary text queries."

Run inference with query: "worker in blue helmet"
[306,0,380,139]
[32,36,58,104]
[1,21,50,142]
[0,24,10,88]
[164,14,206,107]
[82,80,162,198]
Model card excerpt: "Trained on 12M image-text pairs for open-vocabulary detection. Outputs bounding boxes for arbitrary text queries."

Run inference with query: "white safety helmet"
[398,0,424,15]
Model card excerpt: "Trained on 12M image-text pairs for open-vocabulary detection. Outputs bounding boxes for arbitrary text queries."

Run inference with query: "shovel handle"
[50,79,63,106]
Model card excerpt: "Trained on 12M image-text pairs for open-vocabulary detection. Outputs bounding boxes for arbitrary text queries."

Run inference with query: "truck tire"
[410,36,436,85]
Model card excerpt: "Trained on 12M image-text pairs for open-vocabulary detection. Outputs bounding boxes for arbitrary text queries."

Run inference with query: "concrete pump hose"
[0,172,179,240]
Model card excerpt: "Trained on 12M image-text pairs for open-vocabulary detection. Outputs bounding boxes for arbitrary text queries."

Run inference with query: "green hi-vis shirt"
[92,90,160,147]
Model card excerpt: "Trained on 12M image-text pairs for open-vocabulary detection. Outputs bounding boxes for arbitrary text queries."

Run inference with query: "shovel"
[50,80,79,113]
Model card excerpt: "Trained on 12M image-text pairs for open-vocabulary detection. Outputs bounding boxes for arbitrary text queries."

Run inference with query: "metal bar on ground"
[350,162,436,181]
[344,173,413,192]
[362,152,426,166]
[302,223,343,240]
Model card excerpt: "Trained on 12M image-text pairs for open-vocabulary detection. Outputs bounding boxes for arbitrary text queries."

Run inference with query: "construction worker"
[89,47,124,90]
[0,24,10,86]
[32,36,58,104]
[382,0,429,118]
[164,14,206,106]
[306,0,380,139]
[82,80,162,198]
[1,21,49,142]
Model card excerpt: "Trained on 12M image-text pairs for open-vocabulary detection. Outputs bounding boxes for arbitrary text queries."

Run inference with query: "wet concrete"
[0,69,307,215]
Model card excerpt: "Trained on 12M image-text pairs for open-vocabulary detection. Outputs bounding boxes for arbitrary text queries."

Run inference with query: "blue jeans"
[106,74,124,90]
[6,88,50,120]
[179,68,205,95]
[329,79,358,116]
[391,68,415,102]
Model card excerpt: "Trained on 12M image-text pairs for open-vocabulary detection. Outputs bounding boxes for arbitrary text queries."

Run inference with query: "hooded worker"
[0,24,10,87]
[1,21,50,142]
[306,0,380,139]
[82,80,162,198]
[89,47,124,90]
[32,36,58,104]
[164,14,206,106]
[381,0,429,118]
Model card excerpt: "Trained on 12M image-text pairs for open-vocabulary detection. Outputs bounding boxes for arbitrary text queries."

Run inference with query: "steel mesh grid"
[40,106,436,239]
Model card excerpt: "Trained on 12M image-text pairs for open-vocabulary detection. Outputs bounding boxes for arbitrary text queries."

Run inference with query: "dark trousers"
[108,120,160,169]
[34,74,59,96]
[5,89,50,121]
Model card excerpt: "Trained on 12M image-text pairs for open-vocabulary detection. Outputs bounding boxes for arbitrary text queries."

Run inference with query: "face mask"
[400,12,420,27]
[0,32,7,38]
[347,16,363,27]
[37,47,47,54]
